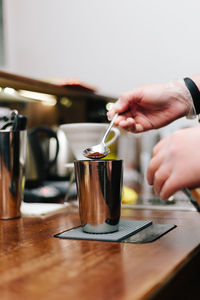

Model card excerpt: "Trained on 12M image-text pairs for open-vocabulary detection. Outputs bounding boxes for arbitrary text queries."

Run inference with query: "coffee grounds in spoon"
[86,152,105,159]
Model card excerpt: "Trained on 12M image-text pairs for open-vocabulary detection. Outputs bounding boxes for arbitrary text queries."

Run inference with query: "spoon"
[83,113,118,159]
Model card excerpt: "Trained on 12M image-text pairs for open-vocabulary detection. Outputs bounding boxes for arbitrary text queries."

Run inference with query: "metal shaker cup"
[74,159,123,233]
[0,130,27,219]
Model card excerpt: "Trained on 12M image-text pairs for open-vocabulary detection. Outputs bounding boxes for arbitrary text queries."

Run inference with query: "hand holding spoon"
[83,114,118,159]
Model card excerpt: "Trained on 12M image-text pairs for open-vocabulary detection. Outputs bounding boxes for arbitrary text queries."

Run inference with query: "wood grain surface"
[1,206,200,300]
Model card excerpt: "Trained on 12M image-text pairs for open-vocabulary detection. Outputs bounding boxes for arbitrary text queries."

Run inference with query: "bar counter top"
[1,205,200,300]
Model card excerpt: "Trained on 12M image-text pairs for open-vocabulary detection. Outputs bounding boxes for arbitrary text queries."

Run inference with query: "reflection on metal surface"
[0,130,27,219]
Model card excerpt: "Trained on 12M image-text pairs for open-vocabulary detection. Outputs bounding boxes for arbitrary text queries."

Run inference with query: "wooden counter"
[1,206,200,300]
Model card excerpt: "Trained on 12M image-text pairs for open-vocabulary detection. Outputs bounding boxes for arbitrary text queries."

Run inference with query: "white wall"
[2,0,200,97]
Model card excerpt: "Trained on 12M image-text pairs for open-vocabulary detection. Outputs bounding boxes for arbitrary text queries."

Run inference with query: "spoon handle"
[102,113,118,144]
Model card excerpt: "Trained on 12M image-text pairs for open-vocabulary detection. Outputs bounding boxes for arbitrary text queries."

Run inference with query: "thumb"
[107,98,130,120]
[107,87,143,120]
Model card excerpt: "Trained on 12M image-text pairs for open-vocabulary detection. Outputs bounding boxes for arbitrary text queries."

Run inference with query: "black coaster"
[122,223,176,244]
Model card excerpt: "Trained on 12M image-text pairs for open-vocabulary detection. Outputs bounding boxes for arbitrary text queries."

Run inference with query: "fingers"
[147,138,168,184]
[108,110,143,133]
[107,100,127,121]
[115,116,143,133]
[159,178,177,200]
[107,88,143,120]
[147,150,171,196]
[153,167,171,197]
[147,137,173,198]
[115,113,133,125]
[152,138,167,157]
[117,117,136,129]
[147,153,164,185]
[147,162,172,199]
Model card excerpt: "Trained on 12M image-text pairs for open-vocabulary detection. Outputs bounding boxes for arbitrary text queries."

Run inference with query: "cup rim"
[74,159,123,162]
[60,122,111,129]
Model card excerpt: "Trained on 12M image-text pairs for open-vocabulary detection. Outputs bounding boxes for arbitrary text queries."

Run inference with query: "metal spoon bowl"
[83,114,118,159]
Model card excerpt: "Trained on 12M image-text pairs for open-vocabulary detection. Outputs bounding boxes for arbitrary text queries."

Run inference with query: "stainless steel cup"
[0,130,27,219]
[74,159,123,233]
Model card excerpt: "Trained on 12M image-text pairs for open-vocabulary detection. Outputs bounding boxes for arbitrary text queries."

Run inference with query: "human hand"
[147,126,200,200]
[107,81,194,133]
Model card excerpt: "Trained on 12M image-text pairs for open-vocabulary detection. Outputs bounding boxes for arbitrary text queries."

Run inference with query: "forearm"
[108,74,200,133]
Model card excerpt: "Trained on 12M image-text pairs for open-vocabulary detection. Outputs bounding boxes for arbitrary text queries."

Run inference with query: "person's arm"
[107,77,200,133]
[146,126,200,199]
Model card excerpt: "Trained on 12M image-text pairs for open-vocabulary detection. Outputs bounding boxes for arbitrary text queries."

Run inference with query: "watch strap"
[184,77,200,114]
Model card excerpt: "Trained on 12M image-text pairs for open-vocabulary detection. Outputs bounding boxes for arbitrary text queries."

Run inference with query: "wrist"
[168,80,196,119]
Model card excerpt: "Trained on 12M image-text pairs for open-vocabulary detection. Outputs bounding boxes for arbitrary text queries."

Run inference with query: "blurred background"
[0,0,200,208]
[1,0,200,95]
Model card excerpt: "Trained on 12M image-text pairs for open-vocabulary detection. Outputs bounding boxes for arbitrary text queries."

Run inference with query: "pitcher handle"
[28,126,59,171]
